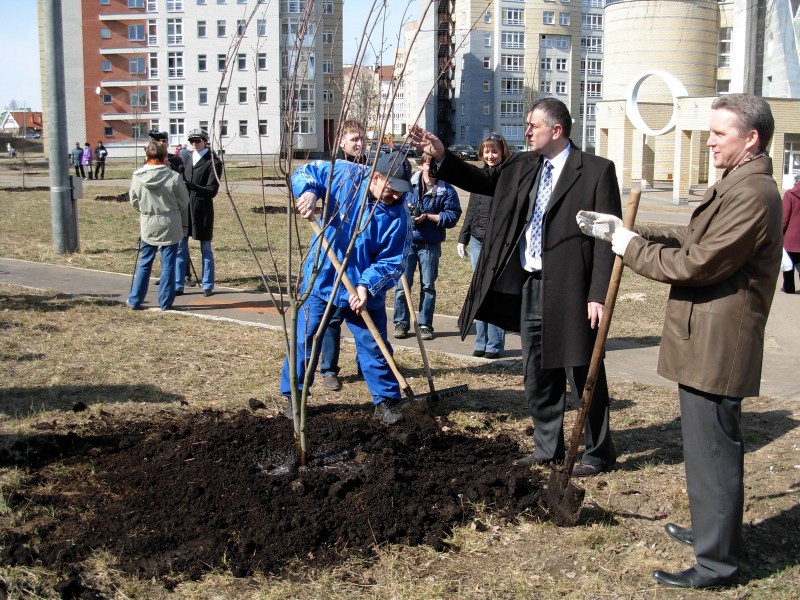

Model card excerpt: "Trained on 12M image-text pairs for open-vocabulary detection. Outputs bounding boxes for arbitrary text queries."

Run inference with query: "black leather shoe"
[374,400,404,425]
[572,462,611,477]
[653,567,735,589]
[512,454,556,467]
[472,349,485,357]
[665,522,693,546]
[484,352,500,359]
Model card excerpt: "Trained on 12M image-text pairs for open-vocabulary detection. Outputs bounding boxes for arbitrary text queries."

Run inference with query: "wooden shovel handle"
[563,189,642,476]
[401,273,436,395]
[308,220,415,400]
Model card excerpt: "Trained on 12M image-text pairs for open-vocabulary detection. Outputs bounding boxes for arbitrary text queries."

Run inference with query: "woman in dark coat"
[456,132,510,358]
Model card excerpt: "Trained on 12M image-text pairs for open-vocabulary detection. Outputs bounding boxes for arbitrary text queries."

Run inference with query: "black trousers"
[520,274,616,467]
[96,161,105,179]
[782,250,800,293]
[679,385,743,578]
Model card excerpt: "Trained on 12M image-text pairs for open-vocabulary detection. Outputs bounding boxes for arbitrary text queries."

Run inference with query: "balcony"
[99,14,146,21]
[100,47,148,55]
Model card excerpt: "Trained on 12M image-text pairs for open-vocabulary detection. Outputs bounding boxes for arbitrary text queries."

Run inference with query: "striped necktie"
[529,160,553,258]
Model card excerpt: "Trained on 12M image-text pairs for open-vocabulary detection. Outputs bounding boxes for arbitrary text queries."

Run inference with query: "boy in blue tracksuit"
[281,151,413,425]
[393,152,462,340]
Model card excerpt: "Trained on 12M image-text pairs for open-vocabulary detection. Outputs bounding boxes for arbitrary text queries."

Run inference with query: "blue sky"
[0,0,414,112]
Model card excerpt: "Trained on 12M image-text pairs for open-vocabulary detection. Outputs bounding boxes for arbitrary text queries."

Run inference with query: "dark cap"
[148,130,169,141]
[375,151,412,193]
[187,128,209,142]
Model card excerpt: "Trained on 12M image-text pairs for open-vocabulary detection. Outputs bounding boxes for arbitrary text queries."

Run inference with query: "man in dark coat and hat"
[175,128,222,296]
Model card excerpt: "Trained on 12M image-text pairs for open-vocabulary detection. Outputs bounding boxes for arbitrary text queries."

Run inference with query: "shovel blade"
[545,468,585,526]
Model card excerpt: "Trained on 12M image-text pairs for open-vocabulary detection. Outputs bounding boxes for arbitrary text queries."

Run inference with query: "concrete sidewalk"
[1,256,798,401]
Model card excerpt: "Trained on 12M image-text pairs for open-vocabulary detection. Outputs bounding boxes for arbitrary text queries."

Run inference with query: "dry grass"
[0,285,798,598]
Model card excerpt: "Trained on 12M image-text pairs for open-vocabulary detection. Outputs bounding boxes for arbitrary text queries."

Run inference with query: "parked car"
[448,144,478,160]
[379,144,392,154]
[512,144,528,153]
[24,132,43,139]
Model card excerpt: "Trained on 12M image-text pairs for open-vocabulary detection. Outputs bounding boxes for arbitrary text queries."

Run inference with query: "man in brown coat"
[580,94,782,588]
[410,98,621,476]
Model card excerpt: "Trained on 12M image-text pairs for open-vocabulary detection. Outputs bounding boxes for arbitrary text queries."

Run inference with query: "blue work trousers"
[281,295,400,404]
[175,238,215,292]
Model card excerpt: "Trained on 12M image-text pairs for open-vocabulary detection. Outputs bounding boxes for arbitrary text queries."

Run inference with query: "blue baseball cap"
[375,151,413,193]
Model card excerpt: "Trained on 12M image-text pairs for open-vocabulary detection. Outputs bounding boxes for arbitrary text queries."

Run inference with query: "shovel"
[545,188,641,526]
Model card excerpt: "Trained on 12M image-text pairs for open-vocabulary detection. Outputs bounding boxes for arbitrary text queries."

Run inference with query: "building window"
[198,54,207,71]
[129,24,145,41]
[540,57,551,70]
[219,120,228,136]
[101,60,112,72]
[104,126,114,137]
[169,118,185,142]
[237,53,246,70]
[217,54,226,70]
[483,80,490,92]
[129,0,145,8]
[217,20,226,37]
[461,80,466,92]
[718,27,732,68]
[322,1,333,14]
[483,56,491,69]
[500,100,524,118]
[131,122,148,138]
[555,81,567,94]
[259,86,268,102]
[460,103,465,116]
[166,0,184,10]
[197,0,206,4]
[582,80,602,98]
[101,28,111,39]
[218,87,227,104]
[102,93,112,104]
[501,54,524,71]
[484,33,491,47]
[322,60,333,74]
[148,19,158,45]
[323,89,333,104]
[555,36,569,48]
[199,120,208,132]
[581,58,602,75]
[149,53,159,77]
[502,8,523,26]
[167,52,183,77]
[238,87,247,103]
[483,102,490,115]
[579,103,596,119]
[257,53,267,70]
[560,12,570,25]
[501,77,523,95]
[237,20,246,36]
[296,116,314,134]
[130,88,148,106]
[501,124,524,140]
[582,13,603,30]
[484,10,491,23]
[199,87,208,105]
[239,120,248,136]
[582,0,605,6]
[197,20,206,37]
[280,0,304,12]
[543,11,554,25]
[168,85,184,111]
[167,18,183,45]
[258,119,268,135]
[540,35,552,48]
[501,32,524,49]
[555,58,567,71]
[717,79,730,94]
[323,30,333,44]
[149,86,159,110]
[257,19,266,36]
[581,35,602,53]
[130,57,146,74]
[101,0,110,5]
[540,81,551,94]
[587,126,596,144]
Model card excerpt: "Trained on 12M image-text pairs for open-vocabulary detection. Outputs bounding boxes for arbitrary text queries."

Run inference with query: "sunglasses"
[484,133,503,142]
[188,138,203,143]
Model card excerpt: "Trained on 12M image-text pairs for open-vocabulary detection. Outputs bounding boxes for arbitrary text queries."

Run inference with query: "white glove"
[457,243,467,259]
[295,191,318,220]
[576,211,623,242]
[611,227,638,256]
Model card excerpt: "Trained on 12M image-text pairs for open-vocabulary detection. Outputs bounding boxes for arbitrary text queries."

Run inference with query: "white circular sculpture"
[625,70,688,136]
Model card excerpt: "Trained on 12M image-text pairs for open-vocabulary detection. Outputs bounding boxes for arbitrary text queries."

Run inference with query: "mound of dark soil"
[0,402,545,585]
[0,186,49,192]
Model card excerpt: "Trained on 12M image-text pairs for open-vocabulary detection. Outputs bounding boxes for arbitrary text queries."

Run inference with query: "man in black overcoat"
[409,98,621,475]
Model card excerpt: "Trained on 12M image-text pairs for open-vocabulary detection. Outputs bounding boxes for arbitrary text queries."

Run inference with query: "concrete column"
[673,129,691,205]
[689,129,703,191]
[642,135,655,189]
[631,130,644,187]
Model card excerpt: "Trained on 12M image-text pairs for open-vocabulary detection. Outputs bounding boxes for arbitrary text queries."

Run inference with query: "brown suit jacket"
[625,156,782,397]
[435,143,621,369]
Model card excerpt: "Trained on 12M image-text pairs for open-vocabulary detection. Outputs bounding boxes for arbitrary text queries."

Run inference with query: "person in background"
[284,151,412,425]
[393,152,462,341]
[71,142,85,179]
[81,142,93,180]
[457,132,510,358]
[579,93,782,589]
[128,141,190,311]
[781,173,800,293]
[175,128,222,297]
[318,119,368,391]
[94,141,108,180]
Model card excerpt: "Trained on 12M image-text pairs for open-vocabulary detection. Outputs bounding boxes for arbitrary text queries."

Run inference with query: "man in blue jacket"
[282,151,412,425]
[393,152,462,340]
